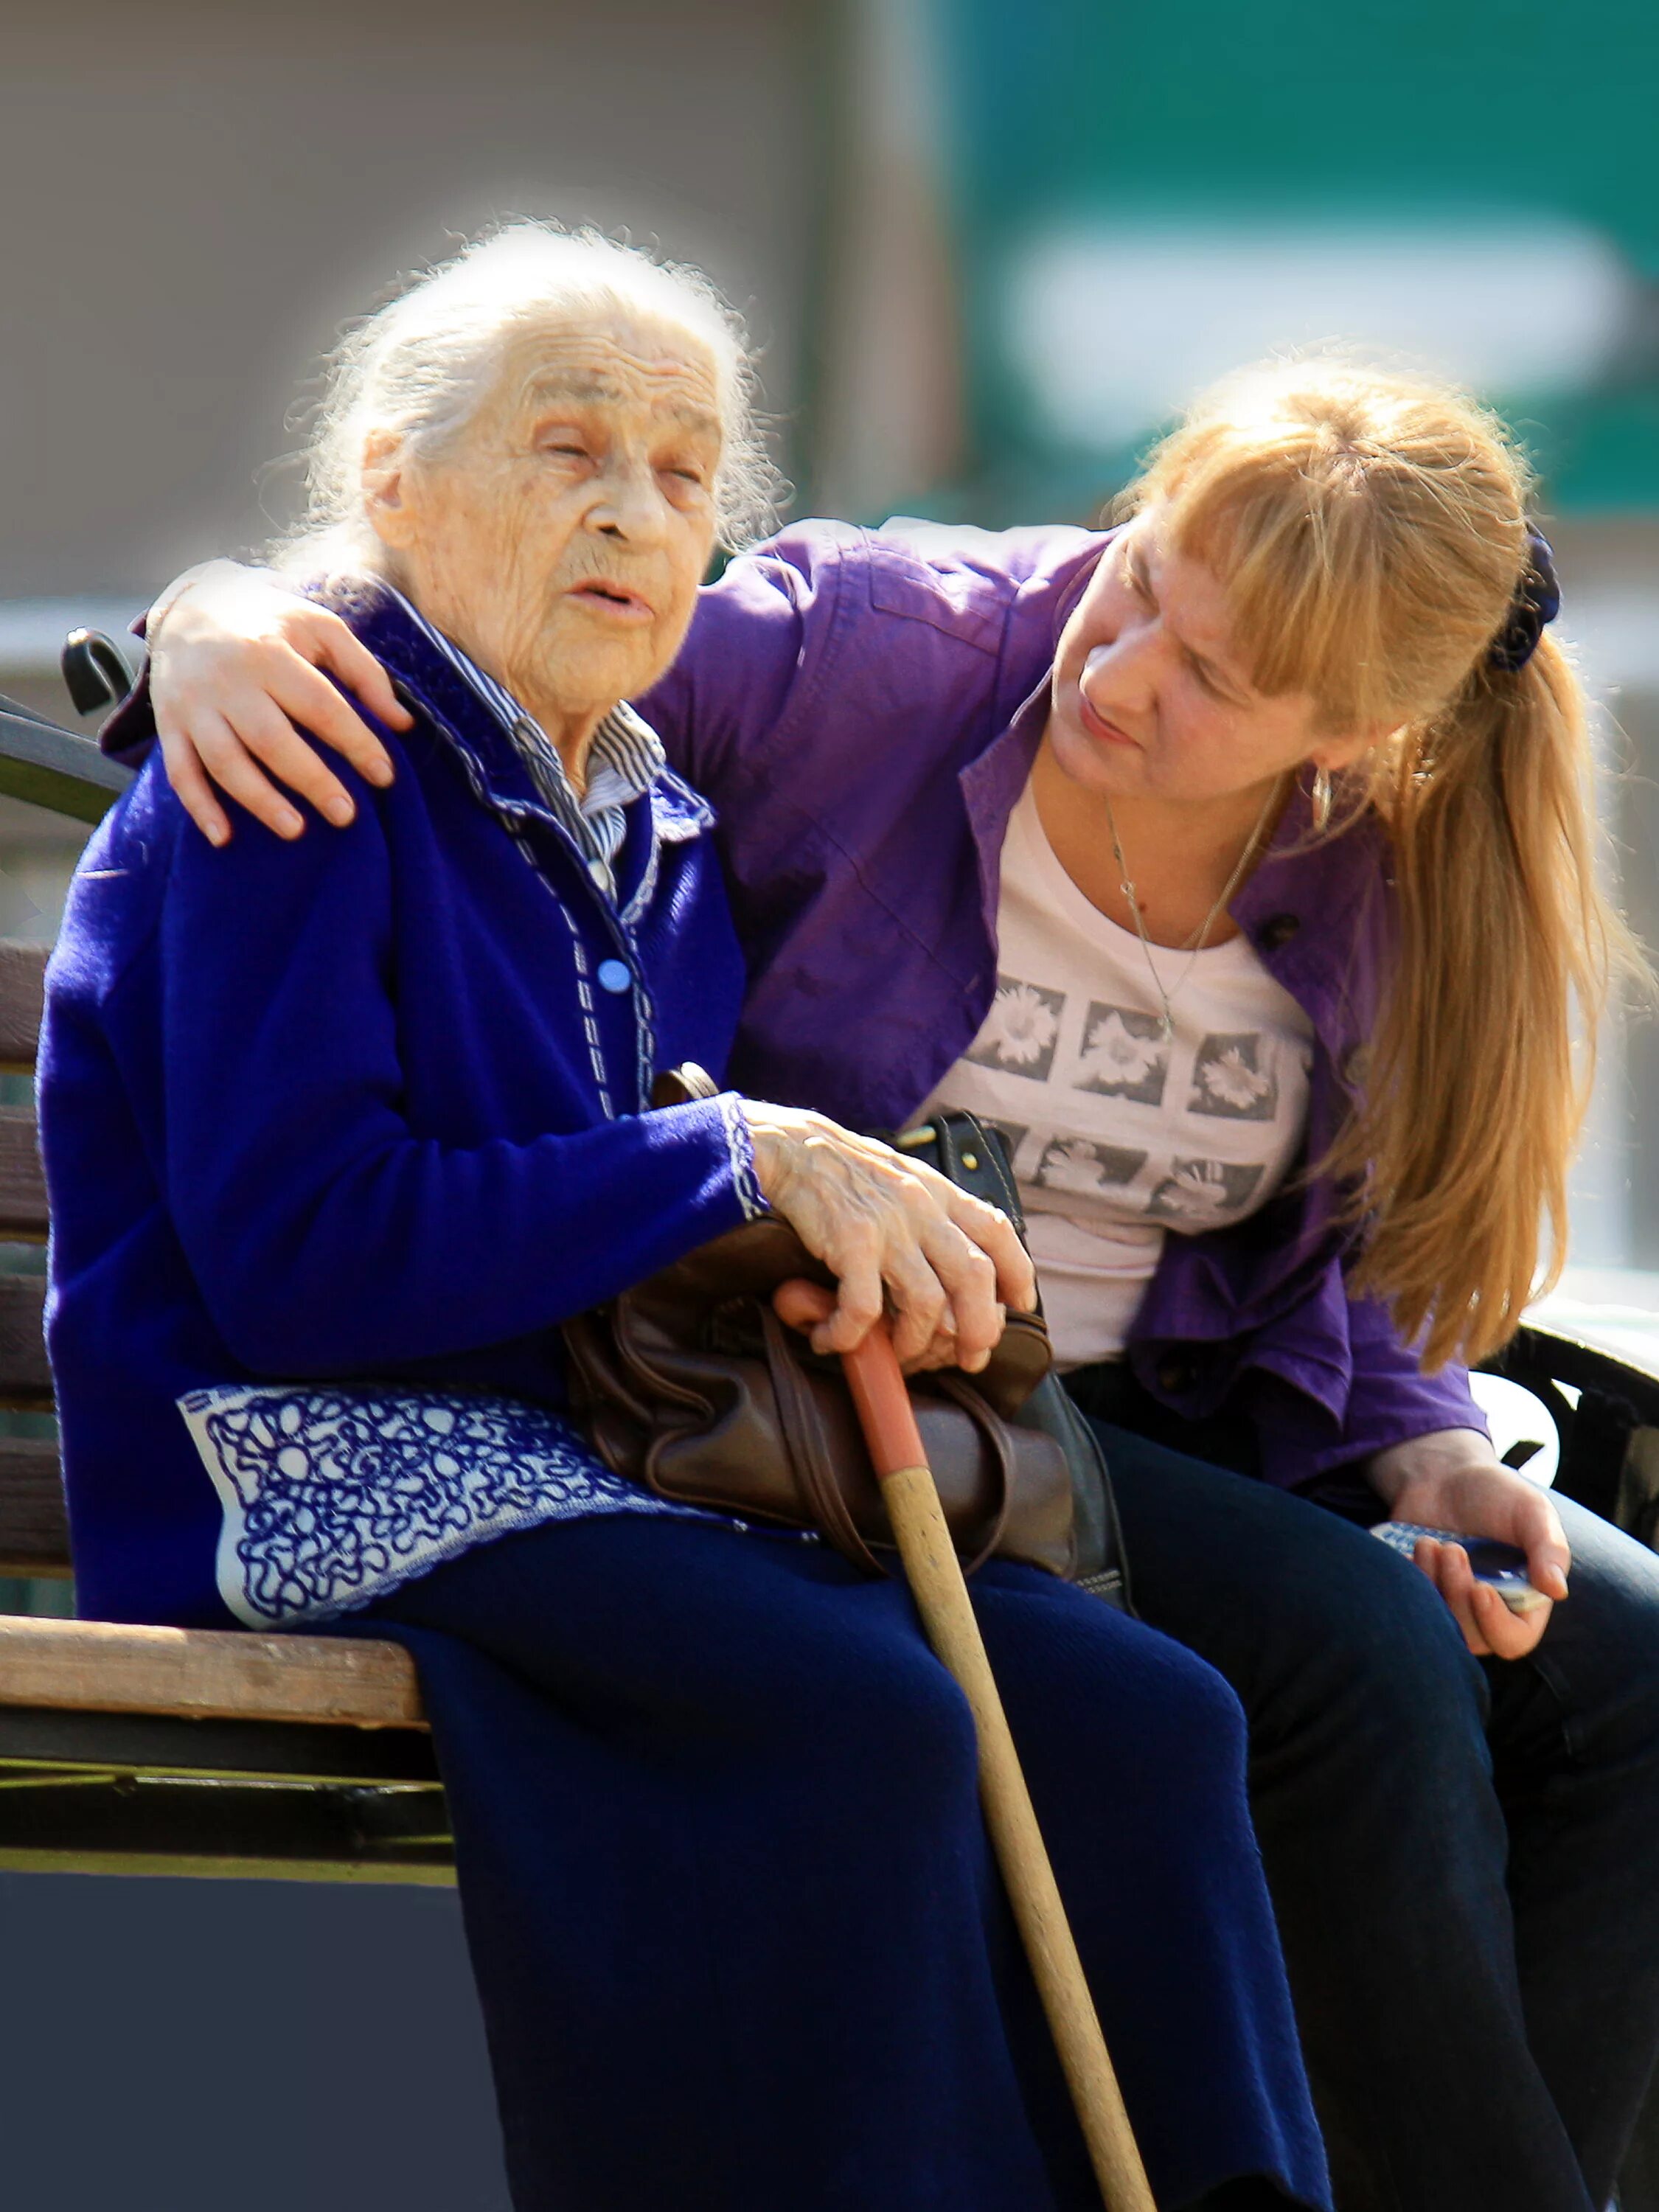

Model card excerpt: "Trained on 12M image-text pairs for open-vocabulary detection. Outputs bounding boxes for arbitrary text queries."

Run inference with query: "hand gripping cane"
[773,1284,1156,2212]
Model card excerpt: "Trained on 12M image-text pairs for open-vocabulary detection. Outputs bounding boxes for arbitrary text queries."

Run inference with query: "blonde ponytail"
[1134,359,1649,1369]
[1328,636,1621,1366]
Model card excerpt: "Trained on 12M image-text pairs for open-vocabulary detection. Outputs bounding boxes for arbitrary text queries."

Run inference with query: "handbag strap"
[891,1110,1027,1239]
[759,1305,888,1576]
[933,1374,1016,1574]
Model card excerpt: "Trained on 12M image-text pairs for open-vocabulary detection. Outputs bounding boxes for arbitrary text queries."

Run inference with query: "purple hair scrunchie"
[1487,526,1561,675]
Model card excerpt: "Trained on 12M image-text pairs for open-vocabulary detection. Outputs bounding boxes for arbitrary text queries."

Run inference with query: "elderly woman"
[41,230,1330,2212]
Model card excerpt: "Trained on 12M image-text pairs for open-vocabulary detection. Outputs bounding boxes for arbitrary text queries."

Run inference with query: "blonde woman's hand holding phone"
[1371,1429,1571,1659]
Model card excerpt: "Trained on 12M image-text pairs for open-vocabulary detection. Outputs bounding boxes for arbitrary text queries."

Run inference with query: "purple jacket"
[636,519,1485,1489]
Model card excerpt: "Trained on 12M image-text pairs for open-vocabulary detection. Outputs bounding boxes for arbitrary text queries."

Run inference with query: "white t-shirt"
[922,784,1315,1368]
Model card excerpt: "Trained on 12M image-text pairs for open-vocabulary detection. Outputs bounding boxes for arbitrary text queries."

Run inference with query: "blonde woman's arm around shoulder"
[122,563,412,845]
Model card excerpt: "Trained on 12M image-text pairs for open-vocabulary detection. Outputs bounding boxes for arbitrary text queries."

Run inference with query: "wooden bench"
[0,704,450,1879]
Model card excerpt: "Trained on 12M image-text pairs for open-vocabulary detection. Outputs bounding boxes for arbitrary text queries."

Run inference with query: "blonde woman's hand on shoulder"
[743,1104,1035,1375]
[1370,1428,1571,1660]
[147,561,411,846]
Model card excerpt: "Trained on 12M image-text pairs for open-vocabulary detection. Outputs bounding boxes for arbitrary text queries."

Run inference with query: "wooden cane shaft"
[881,1462,1158,2212]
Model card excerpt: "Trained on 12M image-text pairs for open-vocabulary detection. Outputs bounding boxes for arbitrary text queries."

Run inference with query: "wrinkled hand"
[148,562,412,845]
[1370,1429,1571,1659]
[744,1104,1035,1374]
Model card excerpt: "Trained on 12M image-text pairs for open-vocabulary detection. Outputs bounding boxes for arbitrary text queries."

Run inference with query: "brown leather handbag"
[560,1214,1076,1579]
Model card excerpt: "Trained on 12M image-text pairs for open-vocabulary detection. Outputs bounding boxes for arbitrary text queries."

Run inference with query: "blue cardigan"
[41,590,762,1629]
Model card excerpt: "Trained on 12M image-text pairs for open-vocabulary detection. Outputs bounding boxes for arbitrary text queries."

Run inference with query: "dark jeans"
[1068,1363,1659,2212]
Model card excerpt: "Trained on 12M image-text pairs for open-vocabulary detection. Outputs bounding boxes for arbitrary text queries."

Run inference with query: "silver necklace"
[1102,782,1283,1042]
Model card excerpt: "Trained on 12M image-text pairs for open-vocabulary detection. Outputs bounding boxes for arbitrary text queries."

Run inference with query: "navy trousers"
[361,1512,1332,2212]
[1069,1370,1659,2212]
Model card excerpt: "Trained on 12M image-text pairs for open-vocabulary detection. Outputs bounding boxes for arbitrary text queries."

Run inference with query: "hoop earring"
[1310,766,1333,835]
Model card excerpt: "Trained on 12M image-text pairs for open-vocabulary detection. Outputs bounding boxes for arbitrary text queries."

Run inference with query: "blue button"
[596,959,632,995]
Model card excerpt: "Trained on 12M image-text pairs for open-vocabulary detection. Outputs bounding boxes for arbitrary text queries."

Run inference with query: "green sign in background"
[927,0,1659,518]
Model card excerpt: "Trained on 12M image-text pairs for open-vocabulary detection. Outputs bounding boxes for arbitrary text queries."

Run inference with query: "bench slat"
[0,1109,47,1239]
[0,1433,69,1574]
[0,939,46,1071]
[0,1614,426,1729]
[0,1766,451,1885]
[0,1700,439,1785]
[0,1272,50,1404]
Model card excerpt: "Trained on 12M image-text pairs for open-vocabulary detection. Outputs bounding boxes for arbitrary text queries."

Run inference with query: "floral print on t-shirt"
[966,977,1065,1081]
[1190,1032,1279,1121]
[947,972,1307,1237]
[1148,1158,1266,1223]
[1036,1135,1149,1197]
[1074,1004,1172,1105]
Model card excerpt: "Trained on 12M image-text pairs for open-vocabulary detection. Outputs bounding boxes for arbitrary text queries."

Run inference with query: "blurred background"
[0,0,1655,2203]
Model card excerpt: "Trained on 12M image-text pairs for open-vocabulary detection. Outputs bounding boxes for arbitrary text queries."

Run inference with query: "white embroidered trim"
[180,1383,718,1628]
[546,887,618,1119]
[719,1093,771,1222]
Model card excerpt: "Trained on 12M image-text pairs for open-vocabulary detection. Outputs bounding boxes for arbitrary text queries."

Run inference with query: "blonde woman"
[119,344,1657,2212]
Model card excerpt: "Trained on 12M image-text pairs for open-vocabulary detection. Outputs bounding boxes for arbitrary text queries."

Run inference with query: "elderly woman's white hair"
[285,222,782,566]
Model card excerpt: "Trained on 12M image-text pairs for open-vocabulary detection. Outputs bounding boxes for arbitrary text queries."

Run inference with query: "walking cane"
[773,1282,1157,2212]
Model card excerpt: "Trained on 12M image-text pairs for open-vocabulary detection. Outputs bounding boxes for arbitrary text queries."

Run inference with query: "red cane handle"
[773,1279,927,1481]
[843,1325,928,1480]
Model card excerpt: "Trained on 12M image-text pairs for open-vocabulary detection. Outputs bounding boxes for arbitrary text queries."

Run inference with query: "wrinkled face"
[368,305,724,729]
[1046,507,1364,805]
